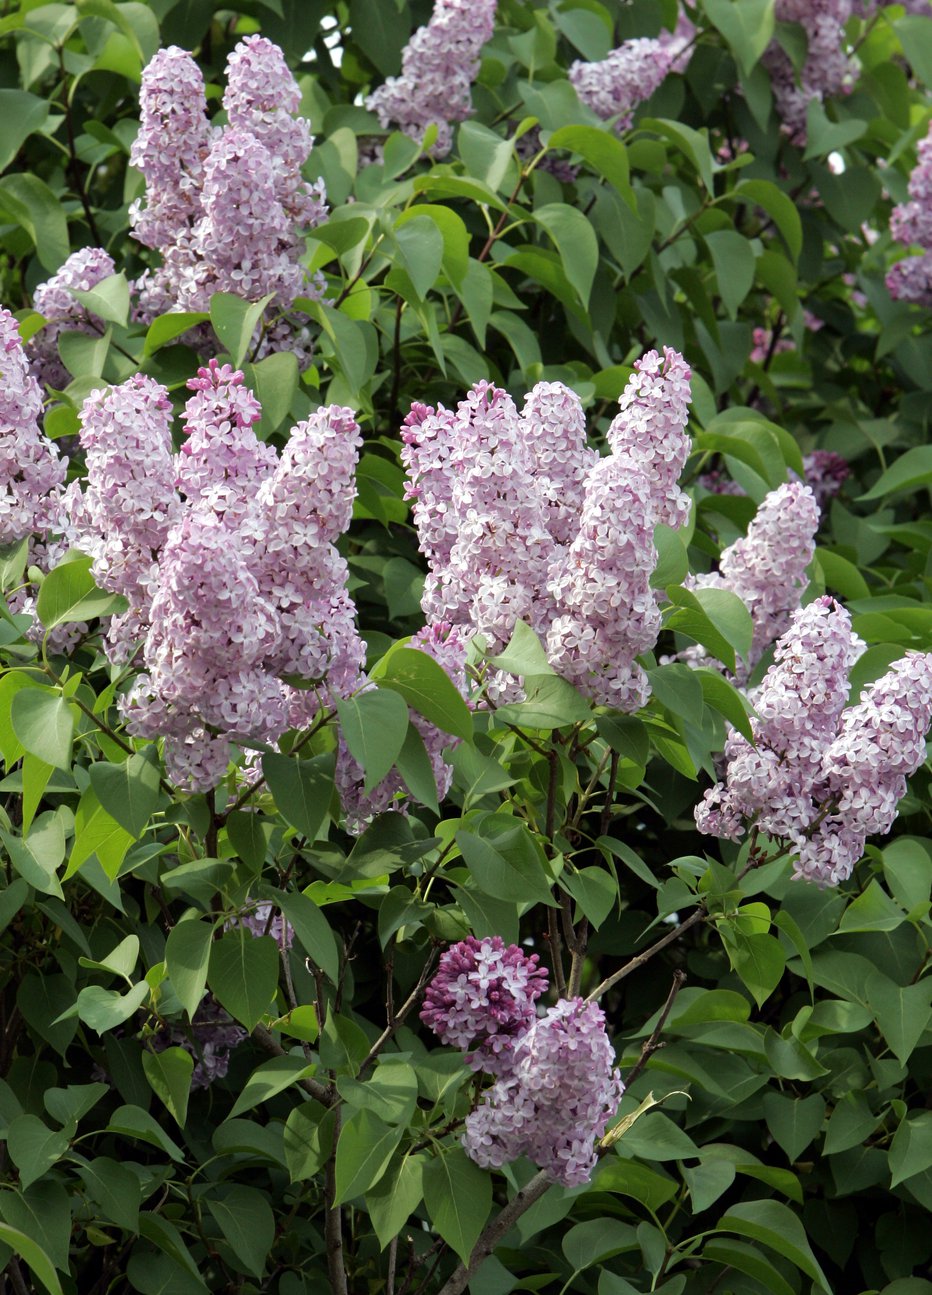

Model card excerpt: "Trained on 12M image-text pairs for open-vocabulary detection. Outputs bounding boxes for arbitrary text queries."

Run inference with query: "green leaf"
[859,446,932,501]
[262,752,334,842]
[208,930,279,1031]
[0,1221,63,1295]
[897,14,932,87]
[37,554,126,628]
[0,1181,71,1275]
[142,1046,194,1128]
[563,1219,637,1273]
[348,0,408,73]
[730,178,802,261]
[423,1147,492,1266]
[89,753,161,839]
[165,919,214,1020]
[561,867,617,928]
[209,291,274,369]
[374,647,472,740]
[395,724,440,814]
[207,1185,274,1279]
[703,1238,795,1295]
[106,1105,185,1162]
[275,889,339,983]
[702,0,775,77]
[640,117,715,191]
[889,1112,932,1188]
[334,1108,405,1205]
[143,311,209,354]
[366,1153,425,1250]
[694,668,755,742]
[489,620,554,677]
[0,90,49,172]
[79,1157,140,1233]
[75,982,149,1034]
[705,230,756,319]
[837,879,906,933]
[762,1093,825,1163]
[718,1199,831,1291]
[496,673,591,729]
[338,1059,418,1125]
[6,1115,69,1190]
[1,814,65,899]
[78,933,139,981]
[228,1055,316,1120]
[10,690,73,771]
[336,688,409,792]
[867,972,932,1065]
[457,823,557,908]
[0,174,69,272]
[666,586,754,673]
[69,272,130,327]
[243,349,299,439]
[283,1102,335,1182]
[533,202,600,305]
[395,204,469,287]
[548,124,633,205]
[66,787,134,880]
[458,120,514,192]
[728,931,786,1008]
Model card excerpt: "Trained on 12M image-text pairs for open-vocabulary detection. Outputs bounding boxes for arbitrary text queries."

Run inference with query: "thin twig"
[586,906,706,1004]
[324,1105,349,1295]
[547,906,566,997]
[358,955,436,1076]
[251,1023,331,1104]
[387,1237,398,1295]
[623,969,687,1089]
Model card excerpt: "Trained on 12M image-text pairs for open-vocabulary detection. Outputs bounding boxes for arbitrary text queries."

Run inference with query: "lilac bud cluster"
[689,481,820,674]
[130,37,327,362]
[462,997,624,1187]
[402,349,692,711]
[152,995,247,1090]
[569,12,694,134]
[887,120,932,307]
[696,597,932,885]
[366,0,498,158]
[763,0,857,143]
[421,935,548,1074]
[28,248,115,390]
[68,360,367,793]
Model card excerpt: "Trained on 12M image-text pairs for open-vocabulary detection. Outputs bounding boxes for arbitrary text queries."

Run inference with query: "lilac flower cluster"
[130,37,327,362]
[763,0,857,143]
[463,997,624,1187]
[887,119,932,307]
[28,247,115,390]
[366,0,498,158]
[67,359,367,792]
[569,12,694,134]
[152,995,247,1090]
[421,936,548,1074]
[689,481,820,674]
[227,900,294,951]
[695,597,932,885]
[402,349,693,710]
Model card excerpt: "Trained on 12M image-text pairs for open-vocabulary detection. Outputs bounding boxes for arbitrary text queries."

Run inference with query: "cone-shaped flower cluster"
[689,481,820,676]
[366,0,498,157]
[402,348,692,711]
[462,996,624,1187]
[569,12,695,133]
[695,596,932,885]
[129,36,326,359]
[420,935,549,1074]
[28,248,116,390]
[67,359,367,792]
[763,0,857,143]
[887,119,932,307]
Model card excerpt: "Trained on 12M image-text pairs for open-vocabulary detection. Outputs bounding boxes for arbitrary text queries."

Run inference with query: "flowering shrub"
[0,3,931,1295]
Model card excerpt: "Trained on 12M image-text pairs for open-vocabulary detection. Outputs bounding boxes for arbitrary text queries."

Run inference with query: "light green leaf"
[0,1221,63,1295]
[228,1055,317,1120]
[423,1147,492,1266]
[142,1046,194,1128]
[69,272,130,327]
[0,173,69,271]
[334,1108,404,1205]
[10,690,73,771]
[37,554,126,628]
[209,291,274,369]
[374,647,472,740]
[718,1199,831,1291]
[366,1153,425,1250]
[165,920,214,1020]
[533,202,599,305]
[89,753,161,839]
[208,930,279,1031]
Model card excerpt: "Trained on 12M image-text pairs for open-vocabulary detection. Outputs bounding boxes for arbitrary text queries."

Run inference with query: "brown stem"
[324,1105,349,1295]
[435,1172,552,1295]
[623,969,687,1089]
[387,1237,398,1295]
[7,1257,30,1295]
[547,906,566,997]
[358,954,436,1077]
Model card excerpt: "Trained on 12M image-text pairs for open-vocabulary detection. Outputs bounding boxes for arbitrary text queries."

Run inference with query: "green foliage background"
[0,1,930,1293]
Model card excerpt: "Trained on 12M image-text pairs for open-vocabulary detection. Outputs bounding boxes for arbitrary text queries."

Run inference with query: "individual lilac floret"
[796,652,932,885]
[569,13,694,133]
[690,481,819,675]
[28,248,116,389]
[763,0,857,143]
[366,0,498,157]
[463,998,623,1187]
[421,936,549,1075]
[0,308,68,543]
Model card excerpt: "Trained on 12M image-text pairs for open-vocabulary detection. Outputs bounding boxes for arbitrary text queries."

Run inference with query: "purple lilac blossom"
[402,349,693,711]
[28,248,116,389]
[887,120,932,304]
[763,1,857,143]
[421,936,548,1075]
[152,995,247,1089]
[463,997,624,1187]
[366,0,498,157]
[569,12,695,133]
[228,900,294,950]
[0,308,68,543]
[689,481,820,674]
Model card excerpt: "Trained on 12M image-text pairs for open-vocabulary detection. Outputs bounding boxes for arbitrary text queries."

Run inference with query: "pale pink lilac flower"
[228,900,294,951]
[699,453,848,515]
[463,998,623,1187]
[421,936,548,1075]
[887,120,932,304]
[28,248,116,389]
[763,1,857,143]
[569,12,695,133]
[366,0,498,157]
